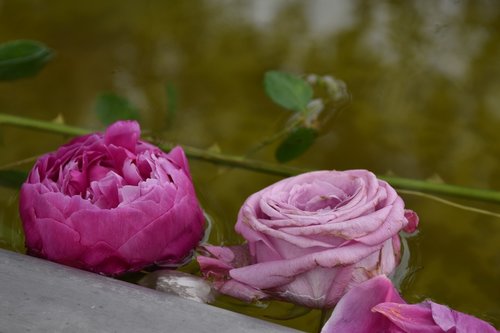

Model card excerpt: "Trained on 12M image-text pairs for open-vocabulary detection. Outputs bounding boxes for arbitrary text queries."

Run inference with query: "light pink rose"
[321,275,498,333]
[20,121,205,276]
[198,170,418,308]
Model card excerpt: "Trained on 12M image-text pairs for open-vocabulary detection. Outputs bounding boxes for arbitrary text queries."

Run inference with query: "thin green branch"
[156,140,305,177]
[378,176,500,204]
[244,116,302,157]
[399,190,500,219]
[0,155,39,170]
[2,113,500,204]
[0,113,89,136]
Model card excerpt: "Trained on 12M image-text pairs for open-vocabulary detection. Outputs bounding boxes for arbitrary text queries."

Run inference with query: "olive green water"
[1,1,499,331]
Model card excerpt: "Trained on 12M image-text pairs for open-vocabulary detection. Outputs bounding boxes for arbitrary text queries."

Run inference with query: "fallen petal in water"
[139,270,216,304]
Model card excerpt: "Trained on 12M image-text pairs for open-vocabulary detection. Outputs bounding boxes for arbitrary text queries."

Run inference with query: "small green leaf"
[0,40,54,81]
[0,170,28,188]
[95,93,140,125]
[264,71,313,112]
[275,127,318,163]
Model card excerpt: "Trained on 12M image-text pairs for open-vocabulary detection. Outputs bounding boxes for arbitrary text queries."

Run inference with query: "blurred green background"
[1,0,499,331]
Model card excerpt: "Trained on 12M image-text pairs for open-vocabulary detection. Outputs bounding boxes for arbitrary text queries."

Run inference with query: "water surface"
[1,1,499,331]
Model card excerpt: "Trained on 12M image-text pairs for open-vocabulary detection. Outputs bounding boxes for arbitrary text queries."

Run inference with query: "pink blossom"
[198,170,418,308]
[20,121,205,276]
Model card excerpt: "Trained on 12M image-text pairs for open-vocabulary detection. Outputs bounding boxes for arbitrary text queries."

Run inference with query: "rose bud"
[19,121,205,276]
[198,170,418,308]
[321,275,498,333]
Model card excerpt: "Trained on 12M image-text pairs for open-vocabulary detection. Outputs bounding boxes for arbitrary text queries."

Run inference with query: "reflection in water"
[246,0,355,36]
[0,0,499,330]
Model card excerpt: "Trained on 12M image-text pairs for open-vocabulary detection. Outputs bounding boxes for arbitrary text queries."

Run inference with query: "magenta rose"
[198,170,418,308]
[321,275,498,333]
[19,121,205,276]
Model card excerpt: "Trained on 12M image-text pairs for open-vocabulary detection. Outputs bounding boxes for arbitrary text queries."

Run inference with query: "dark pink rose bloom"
[321,275,498,333]
[198,170,418,308]
[19,121,205,276]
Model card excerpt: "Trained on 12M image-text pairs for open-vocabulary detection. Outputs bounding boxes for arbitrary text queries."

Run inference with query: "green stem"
[0,113,89,136]
[244,116,302,157]
[317,308,331,333]
[156,140,305,177]
[2,113,500,204]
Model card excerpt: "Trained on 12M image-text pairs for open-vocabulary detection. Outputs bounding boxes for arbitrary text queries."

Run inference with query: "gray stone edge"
[0,249,303,333]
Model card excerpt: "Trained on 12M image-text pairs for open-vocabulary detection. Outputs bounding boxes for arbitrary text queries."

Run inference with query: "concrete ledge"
[0,249,302,333]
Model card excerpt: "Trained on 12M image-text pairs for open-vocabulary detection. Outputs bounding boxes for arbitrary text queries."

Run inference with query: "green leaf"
[275,127,318,163]
[0,40,54,81]
[0,170,28,189]
[95,93,140,125]
[264,71,313,112]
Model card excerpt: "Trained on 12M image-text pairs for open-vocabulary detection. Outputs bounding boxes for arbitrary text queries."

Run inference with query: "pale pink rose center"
[285,180,356,213]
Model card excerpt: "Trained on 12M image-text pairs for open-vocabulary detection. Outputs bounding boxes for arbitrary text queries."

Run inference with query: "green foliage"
[275,127,318,163]
[0,40,53,81]
[95,93,140,125]
[0,170,28,189]
[264,71,313,112]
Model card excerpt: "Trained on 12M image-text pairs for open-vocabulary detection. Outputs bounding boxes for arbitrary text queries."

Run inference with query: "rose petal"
[428,301,498,333]
[373,302,443,333]
[321,275,404,333]
[197,244,267,302]
[229,242,381,290]
[104,120,140,152]
[322,276,499,333]
[166,146,192,177]
[281,205,394,240]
